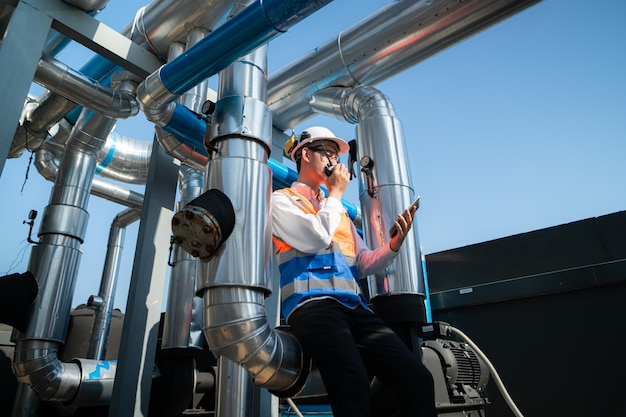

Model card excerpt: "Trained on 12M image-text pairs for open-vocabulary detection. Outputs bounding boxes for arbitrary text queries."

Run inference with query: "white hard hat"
[285,126,350,162]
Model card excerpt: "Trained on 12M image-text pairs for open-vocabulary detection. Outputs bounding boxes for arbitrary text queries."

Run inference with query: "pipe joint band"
[39,204,89,243]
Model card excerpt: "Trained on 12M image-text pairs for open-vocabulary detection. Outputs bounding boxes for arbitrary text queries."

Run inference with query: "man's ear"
[300,148,310,163]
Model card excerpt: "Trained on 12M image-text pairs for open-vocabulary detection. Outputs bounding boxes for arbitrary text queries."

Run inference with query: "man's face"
[306,141,340,169]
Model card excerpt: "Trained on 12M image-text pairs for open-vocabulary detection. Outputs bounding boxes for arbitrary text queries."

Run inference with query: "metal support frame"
[26,0,161,77]
[0,0,51,177]
[108,137,179,416]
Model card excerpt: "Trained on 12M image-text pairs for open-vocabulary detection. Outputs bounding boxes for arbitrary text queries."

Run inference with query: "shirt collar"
[291,182,325,204]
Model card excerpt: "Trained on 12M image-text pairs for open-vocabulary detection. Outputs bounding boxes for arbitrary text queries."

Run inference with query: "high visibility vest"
[272,188,369,320]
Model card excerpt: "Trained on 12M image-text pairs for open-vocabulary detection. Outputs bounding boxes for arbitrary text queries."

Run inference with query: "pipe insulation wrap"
[203,287,304,392]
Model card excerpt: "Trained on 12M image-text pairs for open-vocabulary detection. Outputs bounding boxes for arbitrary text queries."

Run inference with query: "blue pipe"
[159,0,333,95]
[147,0,364,217]
[164,105,359,218]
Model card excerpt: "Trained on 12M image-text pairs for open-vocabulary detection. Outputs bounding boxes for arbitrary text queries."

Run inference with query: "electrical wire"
[1,239,31,275]
[286,398,305,417]
[449,326,525,417]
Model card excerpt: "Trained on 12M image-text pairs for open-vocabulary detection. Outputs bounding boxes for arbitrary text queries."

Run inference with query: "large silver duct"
[268,0,539,129]
[311,85,424,298]
[12,108,119,408]
[198,45,305,396]
[96,131,152,184]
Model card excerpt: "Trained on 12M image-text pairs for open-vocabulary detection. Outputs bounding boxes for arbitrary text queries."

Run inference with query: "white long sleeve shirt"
[271,182,398,278]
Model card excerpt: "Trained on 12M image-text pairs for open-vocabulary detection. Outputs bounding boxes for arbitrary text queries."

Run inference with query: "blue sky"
[1,0,624,310]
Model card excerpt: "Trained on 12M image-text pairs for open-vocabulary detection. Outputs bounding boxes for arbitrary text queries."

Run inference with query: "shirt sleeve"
[271,191,346,254]
[352,224,399,278]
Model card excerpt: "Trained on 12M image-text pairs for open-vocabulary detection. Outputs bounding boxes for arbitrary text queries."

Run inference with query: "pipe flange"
[171,189,235,259]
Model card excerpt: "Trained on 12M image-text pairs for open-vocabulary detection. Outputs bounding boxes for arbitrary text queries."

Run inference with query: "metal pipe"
[9,92,76,159]
[12,105,118,406]
[32,113,147,208]
[10,0,233,158]
[62,0,109,13]
[311,85,425,298]
[96,131,152,185]
[268,0,540,129]
[35,145,144,208]
[128,0,236,59]
[163,166,205,350]
[152,41,209,172]
[199,45,309,396]
[34,55,139,119]
[137,0,333,136]
[87,207,141,360]
[161,35,206,351]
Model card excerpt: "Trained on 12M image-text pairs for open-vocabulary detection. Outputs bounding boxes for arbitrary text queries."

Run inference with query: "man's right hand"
[326,163,350,200]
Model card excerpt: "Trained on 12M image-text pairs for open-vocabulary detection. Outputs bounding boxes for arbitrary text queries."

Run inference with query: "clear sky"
[1,0,624,311]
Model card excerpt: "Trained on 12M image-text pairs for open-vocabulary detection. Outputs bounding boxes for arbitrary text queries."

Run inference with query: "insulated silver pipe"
[152,41,209,170]
[127,0,236,59]
[10,0,233,169]
[87,207,141,360]
[36,145,144,208]
[34,55,139,119]
[163,167,205,350]
[268,0,539,129]
[199,45,307,396]
[96,131,152,184]
[9,92,76,159]
[180,28,211,111]
[311,85,424,297]
[90,179,144,209]
[155,126,208,171]
[161,37,205,350]
[12,108,118,409]
[33,114,146,208]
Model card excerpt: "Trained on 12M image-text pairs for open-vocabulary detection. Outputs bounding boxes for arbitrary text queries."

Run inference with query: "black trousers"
[288,299,436,417]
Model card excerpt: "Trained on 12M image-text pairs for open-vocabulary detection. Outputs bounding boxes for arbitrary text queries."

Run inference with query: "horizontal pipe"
[34,55,138,119]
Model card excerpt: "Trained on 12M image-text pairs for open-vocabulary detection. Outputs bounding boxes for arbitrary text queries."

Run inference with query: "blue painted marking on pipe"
[88,360,113,379]
[96,131,117,174]
[164,104,207,152]
[422,258,433,322]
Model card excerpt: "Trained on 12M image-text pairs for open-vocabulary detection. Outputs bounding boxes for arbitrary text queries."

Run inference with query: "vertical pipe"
[311,85,429,328]
[202,44,271,417]
[87,208,141,359]
[215,357,255,417]
[162,32,207,350]
[12,109,117,414]
[191,44,309,402]
[163,167,204,350]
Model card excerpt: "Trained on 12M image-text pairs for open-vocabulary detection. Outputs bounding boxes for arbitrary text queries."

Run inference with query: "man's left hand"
[390,207,415,252]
